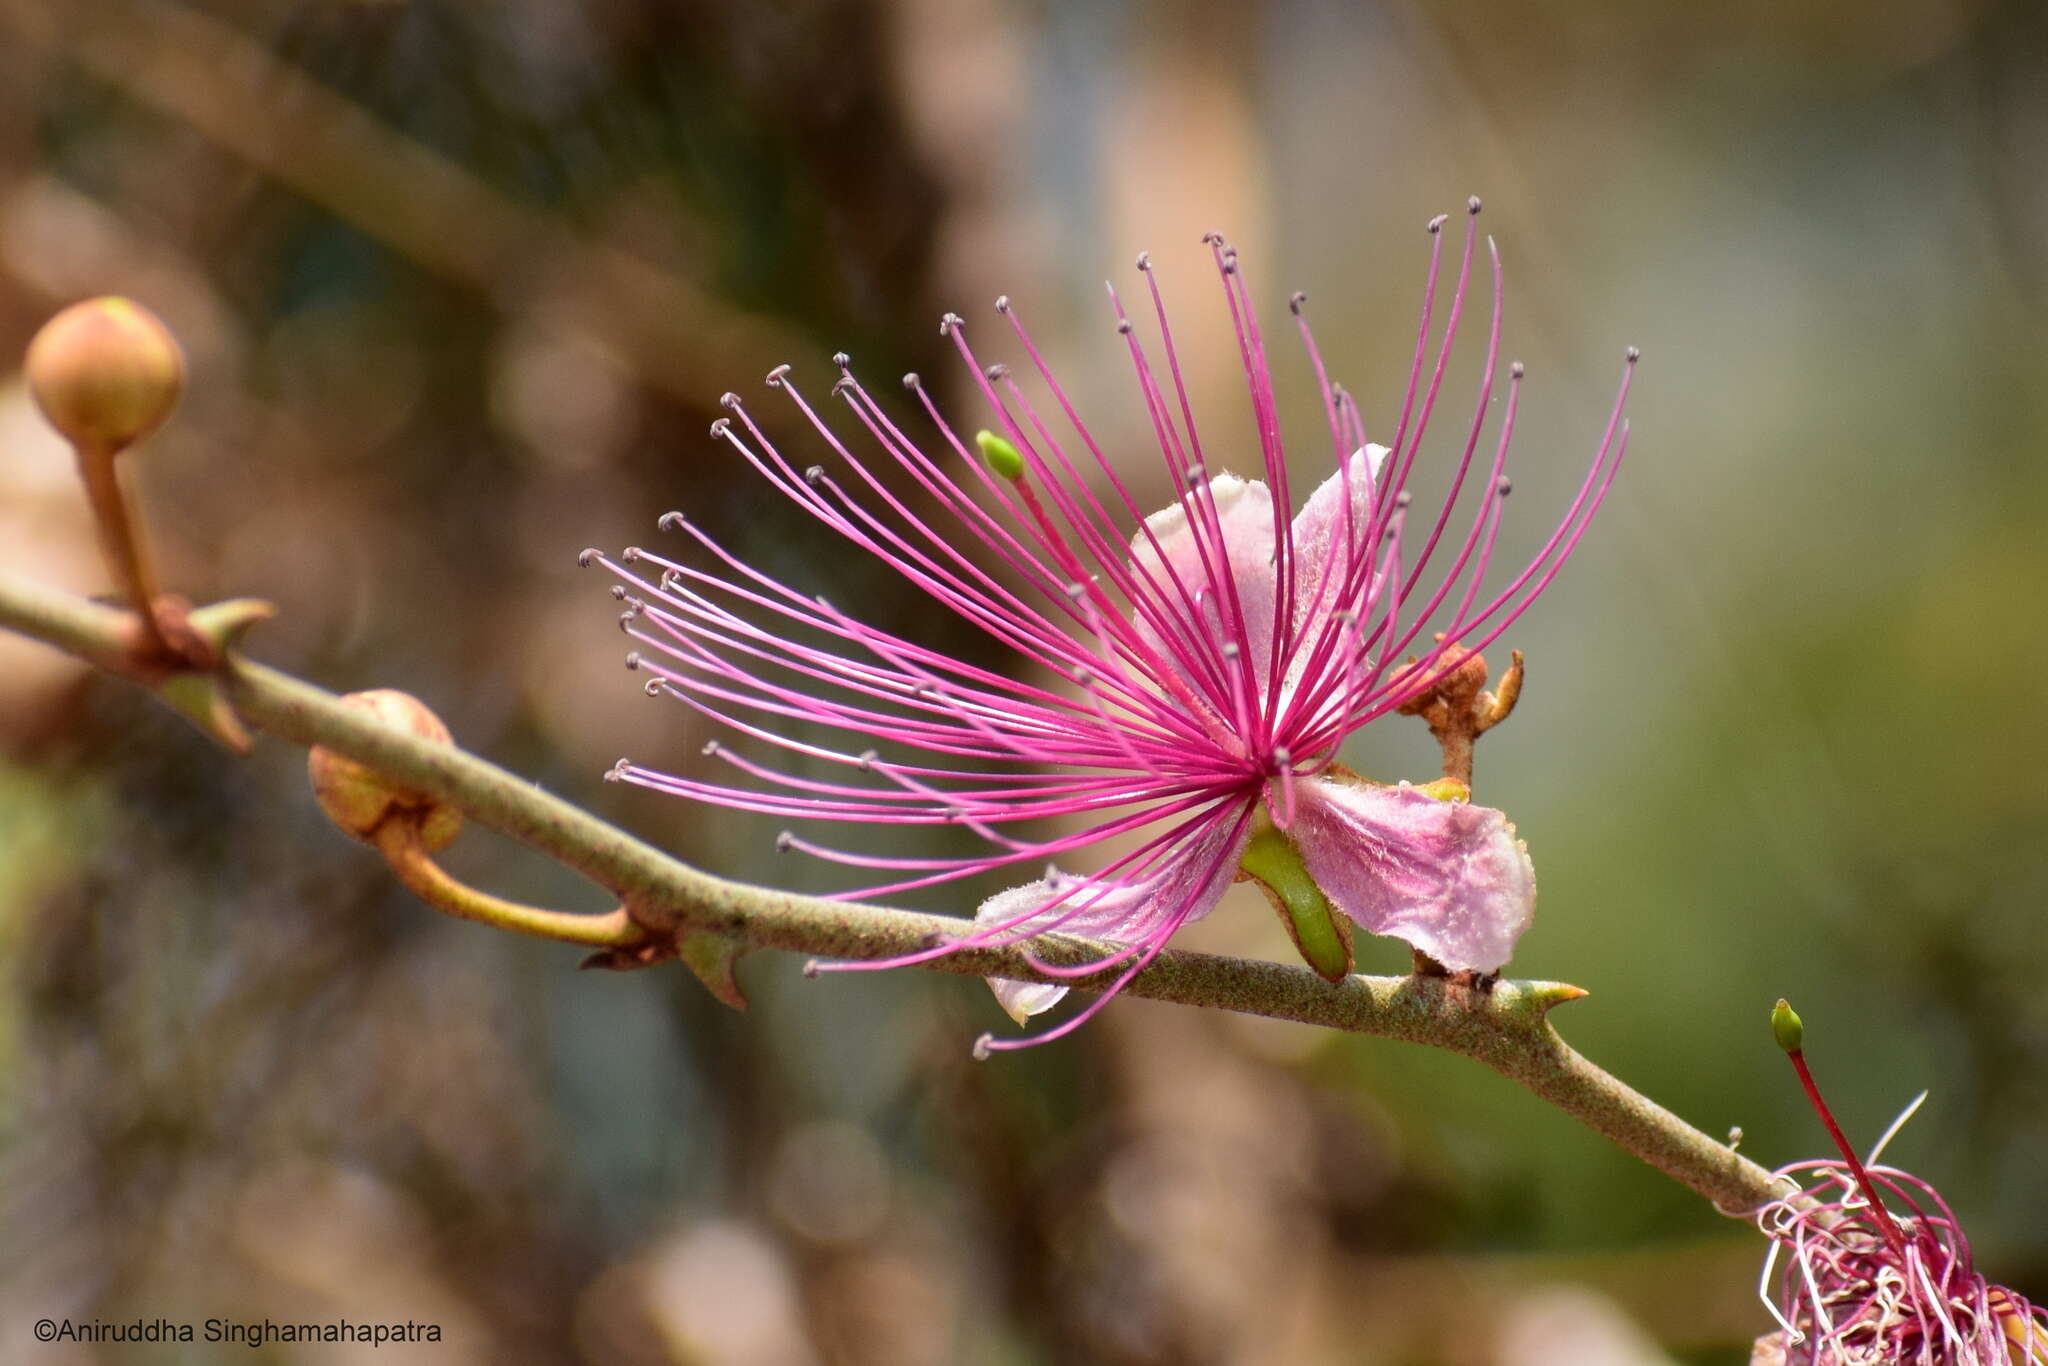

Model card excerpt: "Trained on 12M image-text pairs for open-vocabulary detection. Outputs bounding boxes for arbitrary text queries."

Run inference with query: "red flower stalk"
[1758,1003,2048,1364]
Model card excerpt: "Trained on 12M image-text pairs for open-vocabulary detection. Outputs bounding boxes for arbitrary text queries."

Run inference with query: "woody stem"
[0,564,1786,1218]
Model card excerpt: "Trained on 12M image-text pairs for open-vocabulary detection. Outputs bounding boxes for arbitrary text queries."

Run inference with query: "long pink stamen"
[592,213,1634,1050]
[975,803,1251,1054]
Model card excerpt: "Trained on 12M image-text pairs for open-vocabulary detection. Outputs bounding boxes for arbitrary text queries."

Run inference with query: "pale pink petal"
[1284,444,1390,695]
[1290,444,1392,568]
[977,812,1252,1022]
[1288,776,1534,973]
[1128,472,1277,691]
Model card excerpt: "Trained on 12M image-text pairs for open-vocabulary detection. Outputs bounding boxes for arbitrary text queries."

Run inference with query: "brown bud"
[25,297,186,453]
[1397,638,1488,714]
[308,690,462,851]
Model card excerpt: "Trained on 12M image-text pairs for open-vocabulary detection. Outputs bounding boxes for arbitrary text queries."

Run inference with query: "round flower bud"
[1771,998,1804,1054]
[25,297,186,453]
[308,690,462,851]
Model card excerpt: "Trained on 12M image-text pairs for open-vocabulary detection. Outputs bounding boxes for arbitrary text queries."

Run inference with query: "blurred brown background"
[1,1,2044,1362]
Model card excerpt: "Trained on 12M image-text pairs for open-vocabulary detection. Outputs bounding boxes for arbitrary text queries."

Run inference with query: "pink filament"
[1758,1160,2046,1364]
[593,213,1634,1045]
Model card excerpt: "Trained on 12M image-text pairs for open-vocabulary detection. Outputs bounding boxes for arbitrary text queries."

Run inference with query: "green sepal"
[1240,821,1353,983]
[975,429,1025,481]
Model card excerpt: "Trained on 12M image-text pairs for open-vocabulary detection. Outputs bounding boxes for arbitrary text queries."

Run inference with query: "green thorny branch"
[0,297,1779,1218]
[0,562,1779,1215]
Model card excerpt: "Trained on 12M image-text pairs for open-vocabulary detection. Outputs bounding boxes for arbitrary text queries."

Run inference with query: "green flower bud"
[1771,998,1804,1054]
[308,690,462,852]
[975,429,1025,481]
[25,297,186,453]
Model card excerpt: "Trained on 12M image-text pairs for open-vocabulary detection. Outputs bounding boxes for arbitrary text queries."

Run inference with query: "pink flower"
[588,205,1633,1050]
[1755,1154,2048,1365]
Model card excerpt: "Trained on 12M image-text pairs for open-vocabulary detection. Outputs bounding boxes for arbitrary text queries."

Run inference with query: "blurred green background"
[1,1,2044,1362]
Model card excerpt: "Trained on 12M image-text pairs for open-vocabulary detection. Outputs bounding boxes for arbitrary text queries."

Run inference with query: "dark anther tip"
[659,511,686,533]
[832,351,851,368]
[1509,360,1526,379]
[578,548,602,567]
[1427,214,1449,234]
[994,295,1011,313]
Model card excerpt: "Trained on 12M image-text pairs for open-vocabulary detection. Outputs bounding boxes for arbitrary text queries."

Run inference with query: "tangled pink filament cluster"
[1757,1159,2047,1364]
[585,201,1632,1048]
